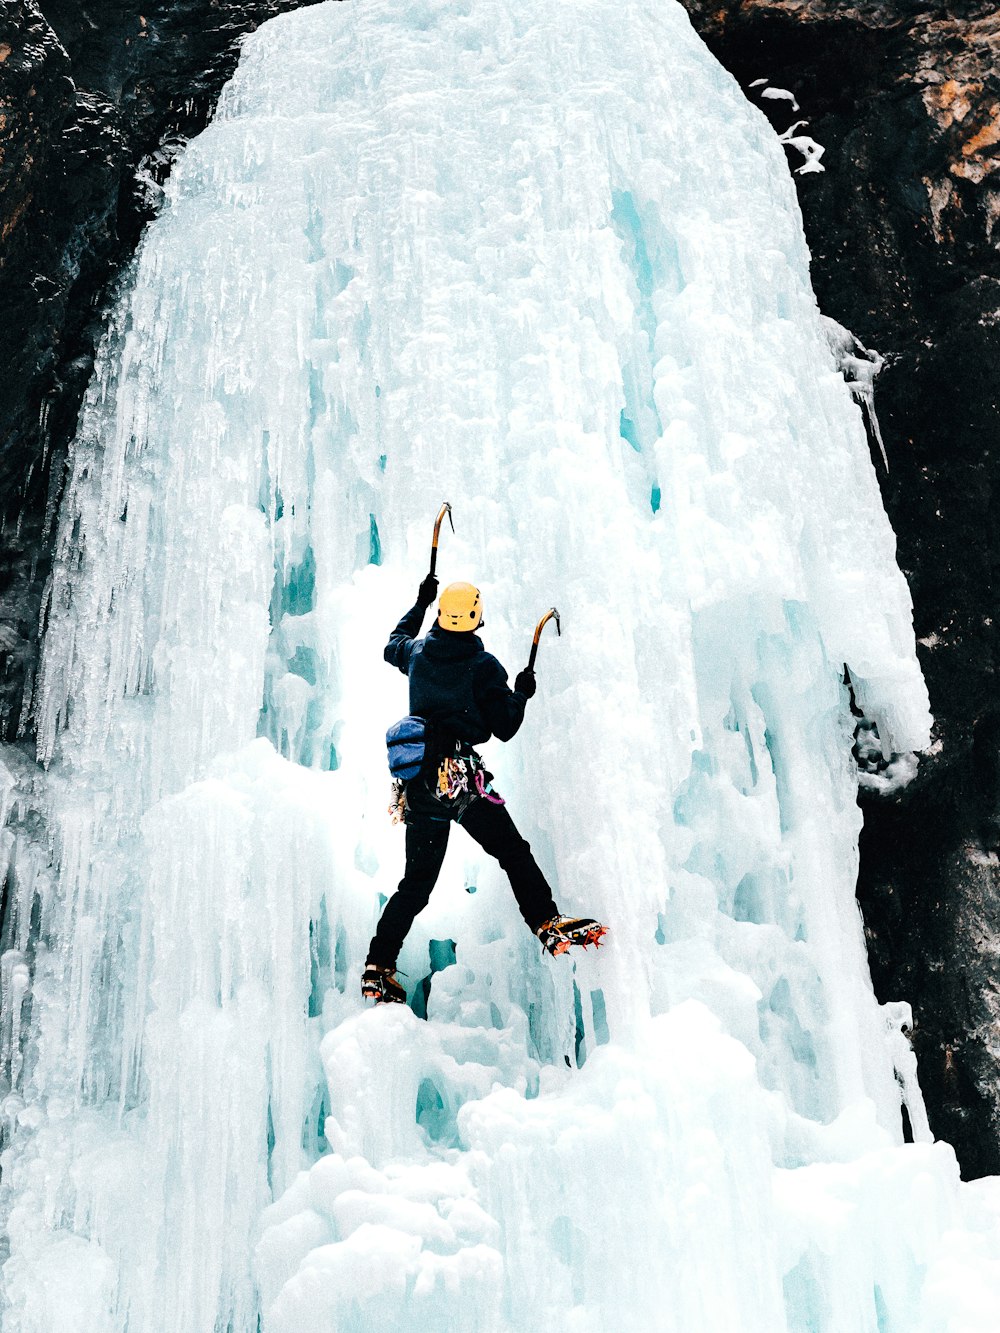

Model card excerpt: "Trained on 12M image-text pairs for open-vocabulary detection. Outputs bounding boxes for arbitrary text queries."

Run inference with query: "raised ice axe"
[429,501,454,578]
[526,607,561,675]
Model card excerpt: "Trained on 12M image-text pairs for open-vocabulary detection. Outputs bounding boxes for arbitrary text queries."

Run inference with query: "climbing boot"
[535,916,608,957]
[361,964,407,1004]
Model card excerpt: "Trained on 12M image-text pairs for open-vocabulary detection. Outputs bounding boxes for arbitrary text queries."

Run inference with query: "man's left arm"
[384,575,438,673]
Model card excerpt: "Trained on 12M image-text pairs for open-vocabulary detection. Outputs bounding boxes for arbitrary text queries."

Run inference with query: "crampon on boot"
[361,964,407,1004]
[535,916,608,957]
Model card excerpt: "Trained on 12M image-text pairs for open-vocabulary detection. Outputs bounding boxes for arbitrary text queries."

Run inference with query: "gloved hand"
[417,574,439,608]
[514,668,537,699]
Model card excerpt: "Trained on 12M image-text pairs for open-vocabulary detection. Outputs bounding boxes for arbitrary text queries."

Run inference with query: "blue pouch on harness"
[386,715,428,780]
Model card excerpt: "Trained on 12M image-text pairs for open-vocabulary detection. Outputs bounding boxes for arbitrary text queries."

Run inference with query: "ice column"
[4,2,993,1332]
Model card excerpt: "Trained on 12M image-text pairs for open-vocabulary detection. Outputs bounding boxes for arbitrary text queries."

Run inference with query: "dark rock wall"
[2,0,999,1173]
[678,0,1000,1176]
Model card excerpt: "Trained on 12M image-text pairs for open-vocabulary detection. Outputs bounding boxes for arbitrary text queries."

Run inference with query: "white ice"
[822,315,888,470]
[3,0,999,1330]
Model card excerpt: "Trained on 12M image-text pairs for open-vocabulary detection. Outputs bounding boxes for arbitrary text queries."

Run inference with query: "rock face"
[678,0,1000,1176]
[1,0,999,1173]
[0,0,323,738]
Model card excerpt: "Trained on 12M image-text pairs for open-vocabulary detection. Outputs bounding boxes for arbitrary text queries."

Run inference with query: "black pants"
[367,790,559,968]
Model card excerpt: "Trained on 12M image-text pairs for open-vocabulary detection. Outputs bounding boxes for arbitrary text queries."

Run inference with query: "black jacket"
[385,602,527,745]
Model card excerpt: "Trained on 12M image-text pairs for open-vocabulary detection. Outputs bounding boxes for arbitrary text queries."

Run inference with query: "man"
[362,576,607,1004]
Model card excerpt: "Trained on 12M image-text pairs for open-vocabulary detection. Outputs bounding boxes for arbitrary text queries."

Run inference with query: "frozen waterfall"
[3,0,999,1329]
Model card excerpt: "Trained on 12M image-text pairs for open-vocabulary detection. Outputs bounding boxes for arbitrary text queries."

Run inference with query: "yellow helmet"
[438,581,483,632]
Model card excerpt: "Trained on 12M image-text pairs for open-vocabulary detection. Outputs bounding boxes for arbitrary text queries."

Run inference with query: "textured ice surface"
[3,0,999,1329]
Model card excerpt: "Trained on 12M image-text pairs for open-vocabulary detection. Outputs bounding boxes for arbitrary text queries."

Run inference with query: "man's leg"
[367,817,450,967]
[459,798,558,932]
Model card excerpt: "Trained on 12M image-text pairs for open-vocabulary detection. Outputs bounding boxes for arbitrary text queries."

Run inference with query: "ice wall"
[3,0,997,1329]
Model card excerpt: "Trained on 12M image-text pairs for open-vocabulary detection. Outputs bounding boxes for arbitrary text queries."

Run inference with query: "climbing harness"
[388,749,502,825]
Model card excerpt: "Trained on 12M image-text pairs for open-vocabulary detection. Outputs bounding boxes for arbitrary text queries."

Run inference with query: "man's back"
[385,598,526,745]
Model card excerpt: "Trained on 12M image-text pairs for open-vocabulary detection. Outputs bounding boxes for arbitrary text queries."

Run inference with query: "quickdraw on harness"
[388,779,407,825]
[474,767,504,803]
[437,755,469,799]
[436,750,505,805]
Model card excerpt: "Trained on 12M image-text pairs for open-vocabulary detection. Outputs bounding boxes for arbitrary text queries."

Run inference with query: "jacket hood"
[423,623,484,661]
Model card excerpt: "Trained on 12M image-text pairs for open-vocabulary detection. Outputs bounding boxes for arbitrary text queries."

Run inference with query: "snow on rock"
[760,84,801,113]
[780,120,828,176]
[1,0,991,1330]
[748,79,826,177]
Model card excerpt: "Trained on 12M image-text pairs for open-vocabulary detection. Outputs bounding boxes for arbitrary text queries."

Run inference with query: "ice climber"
[362,576,607,1004]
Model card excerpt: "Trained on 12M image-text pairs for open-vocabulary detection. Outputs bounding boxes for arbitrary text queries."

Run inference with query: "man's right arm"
[478,656,529,741]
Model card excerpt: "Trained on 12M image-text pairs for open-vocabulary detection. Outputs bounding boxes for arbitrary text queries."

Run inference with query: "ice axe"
[526,607,561,674]
[429,501,454,578]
